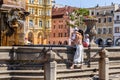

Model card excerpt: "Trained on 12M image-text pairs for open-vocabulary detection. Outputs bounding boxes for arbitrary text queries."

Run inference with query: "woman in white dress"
[70,30,84,69]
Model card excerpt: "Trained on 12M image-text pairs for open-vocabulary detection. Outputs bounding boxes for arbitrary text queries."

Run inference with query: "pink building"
[49,6,77,45]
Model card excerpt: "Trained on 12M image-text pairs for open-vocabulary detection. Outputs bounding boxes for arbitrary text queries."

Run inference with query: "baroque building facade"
[25,0,52,44]
[88,4,119,46]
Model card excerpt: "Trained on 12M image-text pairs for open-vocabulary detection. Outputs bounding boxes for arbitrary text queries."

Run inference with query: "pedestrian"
[83,34,90,47]
[70,27,78,46]
[24,38,32,45]
[70,29,84,69]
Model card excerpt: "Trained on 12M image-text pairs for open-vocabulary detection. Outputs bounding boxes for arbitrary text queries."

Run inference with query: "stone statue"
[3,8,29,36]
[2,8,29,45]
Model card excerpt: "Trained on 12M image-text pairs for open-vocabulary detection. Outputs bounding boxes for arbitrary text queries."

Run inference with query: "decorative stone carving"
[84,18,98,47]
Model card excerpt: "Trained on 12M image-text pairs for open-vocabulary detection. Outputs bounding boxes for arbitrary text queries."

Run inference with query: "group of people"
[70,27,90,69]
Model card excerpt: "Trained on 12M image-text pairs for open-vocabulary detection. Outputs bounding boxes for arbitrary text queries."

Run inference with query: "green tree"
[67,8,89,31]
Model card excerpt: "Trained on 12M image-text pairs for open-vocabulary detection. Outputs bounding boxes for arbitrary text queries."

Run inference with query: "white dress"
[73,44,84,65]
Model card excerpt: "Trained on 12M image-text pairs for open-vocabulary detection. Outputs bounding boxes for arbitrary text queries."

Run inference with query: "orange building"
[49,6,76,45]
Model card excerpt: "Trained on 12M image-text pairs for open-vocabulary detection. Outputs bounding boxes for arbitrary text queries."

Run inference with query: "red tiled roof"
[52,6,78,16]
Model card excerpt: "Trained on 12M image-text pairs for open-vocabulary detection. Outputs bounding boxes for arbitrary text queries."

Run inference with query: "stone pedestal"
[44,50,57,80]
[84,18,98,47]
[99,49,109,80]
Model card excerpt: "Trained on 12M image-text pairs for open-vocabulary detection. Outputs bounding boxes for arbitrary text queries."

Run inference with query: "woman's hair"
[78,29,84,42]
[78,29,84,36]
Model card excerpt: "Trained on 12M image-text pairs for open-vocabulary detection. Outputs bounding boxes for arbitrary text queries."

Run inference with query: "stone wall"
[0,46,120,80]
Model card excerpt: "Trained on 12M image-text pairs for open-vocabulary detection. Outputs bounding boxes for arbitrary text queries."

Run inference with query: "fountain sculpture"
[1,8,29,46]
[84,18,98,47]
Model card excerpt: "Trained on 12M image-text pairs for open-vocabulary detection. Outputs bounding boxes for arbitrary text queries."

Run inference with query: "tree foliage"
[67,8,89,29]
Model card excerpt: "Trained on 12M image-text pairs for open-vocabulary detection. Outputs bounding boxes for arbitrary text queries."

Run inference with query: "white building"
[113,8,120,46]
[88,4,119,46]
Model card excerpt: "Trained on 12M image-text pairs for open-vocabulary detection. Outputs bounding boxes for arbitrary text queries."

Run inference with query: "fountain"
[0,1,29,46]
[84,18,98,47]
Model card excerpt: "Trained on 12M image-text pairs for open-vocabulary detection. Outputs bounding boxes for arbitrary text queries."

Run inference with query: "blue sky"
[55,0,120,8]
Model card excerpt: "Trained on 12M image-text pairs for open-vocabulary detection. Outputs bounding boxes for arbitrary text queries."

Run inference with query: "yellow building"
[25,0,52,44]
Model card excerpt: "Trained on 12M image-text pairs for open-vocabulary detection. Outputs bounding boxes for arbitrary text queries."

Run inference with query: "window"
[29,20,33,27]
[29,0,34,4]
[59,25,60,29]
[97,28,102,34]
[47,0,50,4]
[96,12,99,15]
[65,25,67,28]
[98,18,101,23]
[58,33,60,37]
[53,41,55,44]
[39,9,42,15]
[104,18,106,23]
[65,33,67,37]
[46,10,50,16]
[53,33,55,37]
[38,0,42,4]
[108,17,112,22]
[47,21,50,28]
[61,33,62,37]
[39,20,42,27]
[61,25,63,29]
[29,8,32,14]
[111,10,113,14]
[32,8,34,14]
[103,28,107,34]
[108,28,112,34]
[115,27,120,33]
[91,11,94,15]
[29,8,34,14]
[53,25,55,29]
[116,15,119,20]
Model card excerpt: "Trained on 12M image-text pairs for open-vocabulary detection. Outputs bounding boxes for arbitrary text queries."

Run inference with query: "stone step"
[109,74,120,80]
[0,70,44,77]
[0,76,11,79]
[0,70,44,80]
[12,76,44,80]
[56,64,120,79]
[0,71,10,77]
[0,60,119,80]
[6,64,43,70]
[57,60,120,69]
[0,76,44,80]
[57,68,120,79]
[0,65,119,80]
